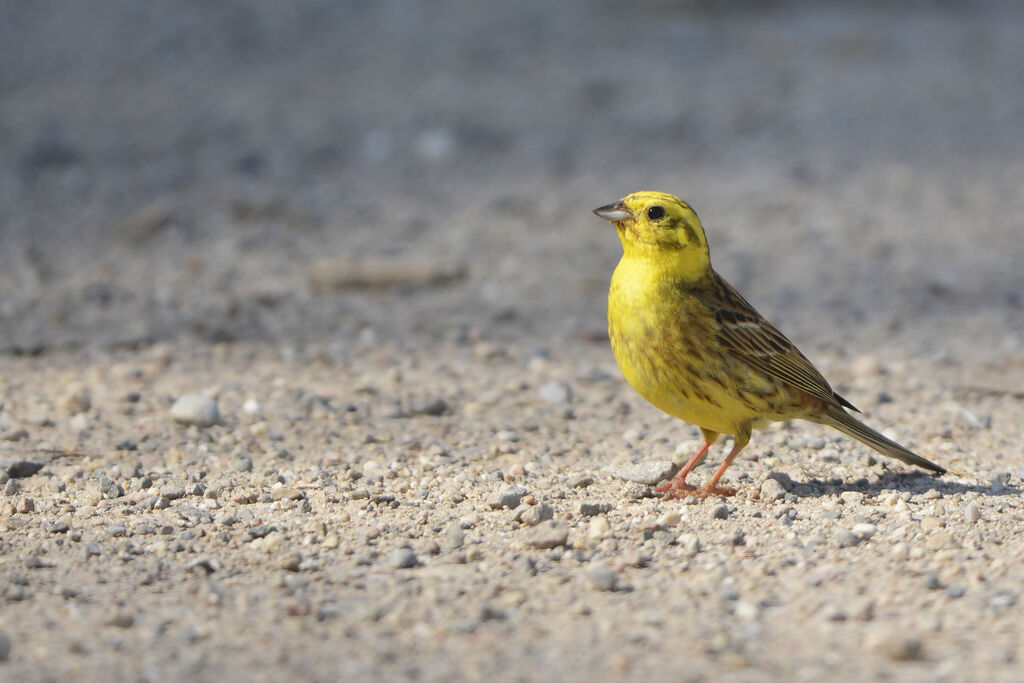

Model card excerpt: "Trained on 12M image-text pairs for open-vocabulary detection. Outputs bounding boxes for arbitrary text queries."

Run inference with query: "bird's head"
[593,191,711,282]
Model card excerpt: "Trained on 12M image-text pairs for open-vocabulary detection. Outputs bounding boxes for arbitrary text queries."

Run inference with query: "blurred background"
[1,0,1022,359]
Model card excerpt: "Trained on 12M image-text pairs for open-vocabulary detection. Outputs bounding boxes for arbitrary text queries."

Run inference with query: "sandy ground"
[1,2,1023,681]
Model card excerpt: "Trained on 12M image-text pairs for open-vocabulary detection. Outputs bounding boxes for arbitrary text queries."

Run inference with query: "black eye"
[647,206,665,221]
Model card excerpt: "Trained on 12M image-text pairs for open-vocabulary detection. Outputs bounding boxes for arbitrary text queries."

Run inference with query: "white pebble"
[170,395,220,427]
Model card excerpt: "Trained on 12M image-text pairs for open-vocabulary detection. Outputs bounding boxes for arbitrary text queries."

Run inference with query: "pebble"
[525,520,569,549]
[835,529,862,547]
[100,477,124,499]
[711,504,730,520]
[519,502,553,526]
[839,491,865,505]
[578,501,612,517]
[586,564,617,591]
[3,479,20,495]
[407,396,448,416]
[875,636,924,662]
[170,395,220,427]
[538,381,572,404]
[443,524,465,550]
[946,585,966,599]
[852,523,877,539]
[161,486,187,501]
[759,478,787,503]
[963,503,981,523]
[279,552,302,572]
[0,632,9,661]
[657,511,681,527]
[677,533,701,557]
[989,590,1016,608]
[14,497,34,513]
[487,487,525,510]
[59,383,92,415]
[611,461,678,486]
[389,548,418,569]
[5,461,44,478]
[588,516,612,540]
[924,531,957,550]
[568,475,594,488]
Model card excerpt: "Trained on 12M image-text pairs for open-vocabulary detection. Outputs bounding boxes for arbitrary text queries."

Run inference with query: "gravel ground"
[1,2,1023,681]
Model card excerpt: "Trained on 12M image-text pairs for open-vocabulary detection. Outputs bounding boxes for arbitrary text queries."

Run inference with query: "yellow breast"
[608,256,769,436]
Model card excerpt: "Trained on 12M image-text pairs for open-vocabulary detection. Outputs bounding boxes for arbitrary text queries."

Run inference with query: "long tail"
[817,406,946,475]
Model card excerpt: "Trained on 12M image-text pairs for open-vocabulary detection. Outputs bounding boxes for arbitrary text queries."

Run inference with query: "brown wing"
[699,272,859,412]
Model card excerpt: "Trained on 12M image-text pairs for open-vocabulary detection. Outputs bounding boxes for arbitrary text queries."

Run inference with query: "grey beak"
[593,201,631,222]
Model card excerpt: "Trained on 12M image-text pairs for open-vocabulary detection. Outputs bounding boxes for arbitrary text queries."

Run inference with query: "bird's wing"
[699,272,859,412]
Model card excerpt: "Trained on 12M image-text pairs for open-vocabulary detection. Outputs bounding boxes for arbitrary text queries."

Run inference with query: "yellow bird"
[594,191,944,498]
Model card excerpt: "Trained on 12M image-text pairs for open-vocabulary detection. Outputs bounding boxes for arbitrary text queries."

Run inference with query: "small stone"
[621,482,653,500]
[835,529,862,547]
[407,396,448,416]
[538,381,572,404]
[161,486,186,501]
[14,497,34,513]
[3,479,20,495]
[578,501,612,517]
[232,455,254,472]
[389,548,418,569]
[852,523,877,539]
[877,636,923,662]
[519,502,553,526]
[568,475,594,488]
[924,573,943,590]
[270,486,303,501]
[322,534,340,549]
[443,524,465,550]
[946,585,966,599]
[99,477,124,499]
[711,504,730,520]
[49,522,69,533]
[924,531,957,550]
[106,613,135,629]
[988,470,1011,485]
[279,552,302,572]
[963,503,981,523]
[920,517,943,531]
[677,532,701,557]
[588,516,612,540]
[820,603,847,621]
[611,461,678,486]
[657,511,681,527]
[525,520,569,549]
[487,487,524,510]
[759,478,787,503]
[0,428,29,442]
[59,383,92,415]
[586,563,617,591]
[170,395,220,427]
[989,590,1016,608]
[5,461,44,478]
[840,491,865,506]
[0,632,10,661]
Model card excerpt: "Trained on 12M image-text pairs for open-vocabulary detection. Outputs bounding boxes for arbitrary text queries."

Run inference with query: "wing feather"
[699,273,859,412]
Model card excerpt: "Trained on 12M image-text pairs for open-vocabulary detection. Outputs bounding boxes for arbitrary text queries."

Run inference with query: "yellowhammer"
[594,191,944,499]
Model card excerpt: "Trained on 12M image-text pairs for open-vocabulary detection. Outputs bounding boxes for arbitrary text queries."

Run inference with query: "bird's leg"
[694,424,751,498]
[656,431,718,498]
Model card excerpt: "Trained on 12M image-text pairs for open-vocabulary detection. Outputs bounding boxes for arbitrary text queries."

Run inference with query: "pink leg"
[655,436,716,498]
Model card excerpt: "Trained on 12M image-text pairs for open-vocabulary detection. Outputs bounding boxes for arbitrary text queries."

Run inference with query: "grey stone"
[100,477,124,499]
[525,520,569,549]
[759,477,787,503]
[487,487,525,510]
[964,502,981,523]
[5,460,44,478]
[519,502,554,526]
[443,524,464,550]
[586,563,617,591]
[0,632,10,662]
[577,501,612,517]
[711,504,730,520]
[611,461,678,486]
[161,486,187,500]
[408,396,448,416]
[538,381,572,404]
[389,548,418,569]
[835,529,862,547]
[170,395,220,427]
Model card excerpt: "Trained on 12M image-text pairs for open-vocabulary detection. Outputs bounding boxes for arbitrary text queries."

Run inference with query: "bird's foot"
[694,484,736,498]
[654,479,696,498]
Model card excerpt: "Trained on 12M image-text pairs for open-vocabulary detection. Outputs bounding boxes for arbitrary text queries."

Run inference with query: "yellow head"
[593,191,711,283]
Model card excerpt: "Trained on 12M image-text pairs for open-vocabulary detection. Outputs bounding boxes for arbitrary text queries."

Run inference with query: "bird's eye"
[647,206,665,221]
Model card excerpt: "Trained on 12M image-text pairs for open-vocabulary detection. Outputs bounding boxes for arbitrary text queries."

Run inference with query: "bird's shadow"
[781,471,1015,500]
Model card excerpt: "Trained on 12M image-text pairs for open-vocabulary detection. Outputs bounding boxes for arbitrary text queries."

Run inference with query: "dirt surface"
[1,2,1023,681]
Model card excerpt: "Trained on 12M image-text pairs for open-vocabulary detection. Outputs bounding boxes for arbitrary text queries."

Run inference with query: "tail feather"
[818,406,945,475]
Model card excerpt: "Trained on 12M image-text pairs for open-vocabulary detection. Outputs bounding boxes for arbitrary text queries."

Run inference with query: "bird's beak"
[593,201,631,222]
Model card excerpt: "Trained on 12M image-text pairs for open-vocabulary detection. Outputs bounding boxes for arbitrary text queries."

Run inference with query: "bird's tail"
[817,406,946,475]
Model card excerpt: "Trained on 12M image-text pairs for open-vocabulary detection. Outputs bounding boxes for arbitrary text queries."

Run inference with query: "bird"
[593,191,944,499]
